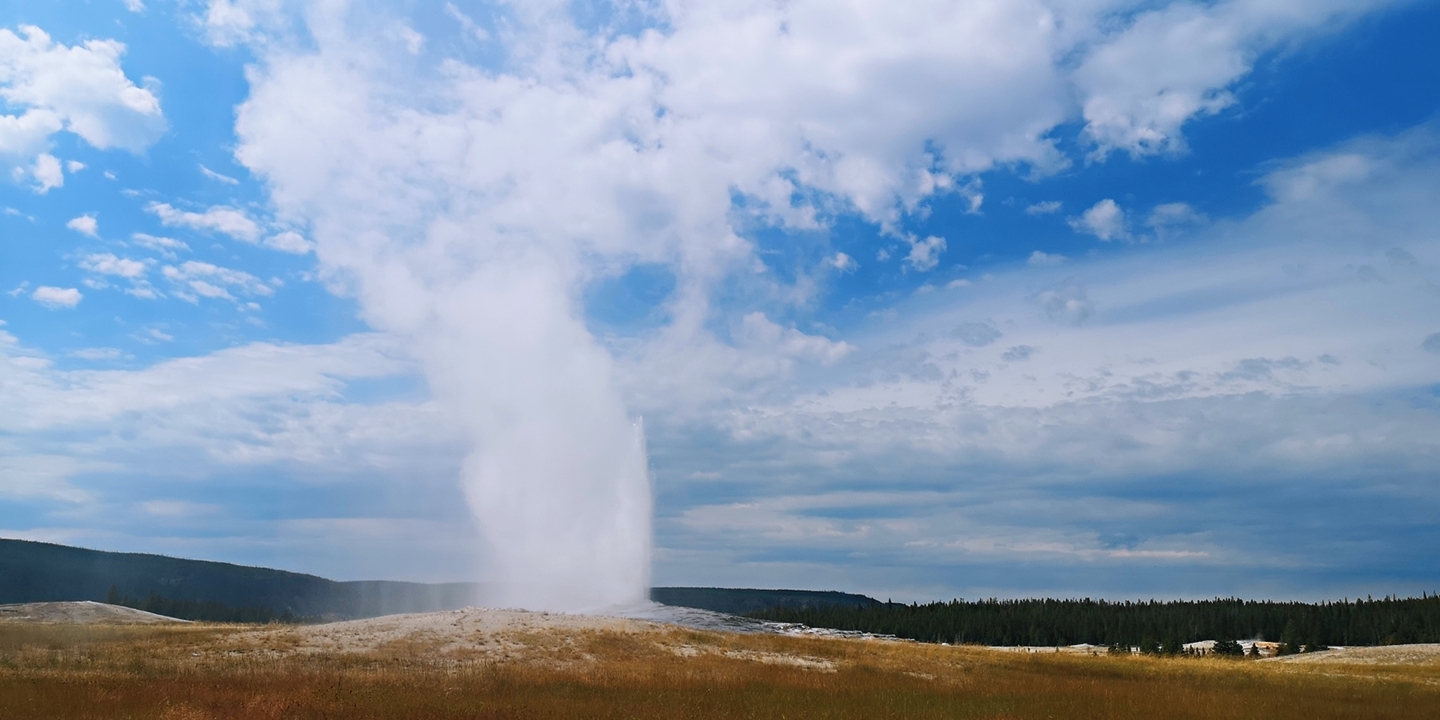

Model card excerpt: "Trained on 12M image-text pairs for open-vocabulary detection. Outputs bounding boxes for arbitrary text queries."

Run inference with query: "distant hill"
[0,538,480,621]
[0,538,878,622]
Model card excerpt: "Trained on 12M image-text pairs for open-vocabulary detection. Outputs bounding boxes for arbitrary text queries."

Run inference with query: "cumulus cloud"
[79,252,157,297]
[0,25,164,186]
[66,213,97,237]
[262,230,312,254]
[1074,0,1396,158]
[737,312,854,367]
[1027,250,1065,267]
[161,260,271,302]
[31,285,81,308]
[1025,200,1062,215]
[1070,198,1127,241]
[830,252,858,273]
[143,201,310,254]
[146,202,260,242]
[201,0,284,47]
[79,253,146,279]
[130,232,189,258]
[31,152,62,191]
[906,236,947,272]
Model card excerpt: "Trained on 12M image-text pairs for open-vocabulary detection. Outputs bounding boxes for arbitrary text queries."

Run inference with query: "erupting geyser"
[429,264,653,611]
[233,24,659,611]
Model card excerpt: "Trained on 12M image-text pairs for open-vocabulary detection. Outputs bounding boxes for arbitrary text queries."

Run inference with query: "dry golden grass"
[1,617,1436,719]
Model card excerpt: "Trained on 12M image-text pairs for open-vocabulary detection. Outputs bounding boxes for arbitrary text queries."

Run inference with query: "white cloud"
[130,232,189,258]
[66,214,98,236]
[123,0,146,12]
[31,285,82,308]
[1074,0,1396,158]
[1070,198,1127,241]
[202,0,287,47]
[0,25,165,182]
[199,164,239,184]
[1025,200,1061,215]
[1027,250,1065,267]
[146,202,260,242]
[79,253,147,279]
[65,159,84,172]
[263,230,313,254]
[738,312,854,367]
[31,152,62,192]
[905,236,946,272]
[70,347,125,360]
[829,252,858,273]
[161,260,272,302]
[1147,202,1207,233]
[79,253,157,298]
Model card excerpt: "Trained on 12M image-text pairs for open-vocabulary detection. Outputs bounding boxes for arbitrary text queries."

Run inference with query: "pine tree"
[1213,638,1243,656]
[1160,634,1183,656]
[1277,619,1301,656]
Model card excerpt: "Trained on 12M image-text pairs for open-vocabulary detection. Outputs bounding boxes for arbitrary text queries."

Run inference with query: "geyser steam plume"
[429,263,652,611]
[263,239,653,612]
[232,16,657,612]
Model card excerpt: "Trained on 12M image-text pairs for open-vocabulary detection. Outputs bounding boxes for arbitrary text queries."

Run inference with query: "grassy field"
[1,620,1436,719]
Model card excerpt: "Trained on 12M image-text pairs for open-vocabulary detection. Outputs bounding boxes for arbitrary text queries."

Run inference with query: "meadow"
[1,616,1436,719]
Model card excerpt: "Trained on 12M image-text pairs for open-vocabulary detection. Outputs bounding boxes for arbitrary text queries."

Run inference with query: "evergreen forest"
[750,595,1440,647]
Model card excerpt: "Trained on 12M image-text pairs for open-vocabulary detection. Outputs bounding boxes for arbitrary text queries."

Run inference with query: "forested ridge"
[750,595,1440,647]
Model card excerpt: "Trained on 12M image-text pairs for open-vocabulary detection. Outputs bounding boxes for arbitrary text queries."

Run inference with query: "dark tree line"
[749,594,1440,647]
[106,586,302,624]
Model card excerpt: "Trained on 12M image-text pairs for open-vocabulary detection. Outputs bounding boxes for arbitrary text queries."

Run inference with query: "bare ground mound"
[1266,643,1440,667]
[0,601,188,625]
[220,606,844,671]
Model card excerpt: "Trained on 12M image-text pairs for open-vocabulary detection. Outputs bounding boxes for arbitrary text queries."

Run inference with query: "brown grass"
[1,621,1435,719]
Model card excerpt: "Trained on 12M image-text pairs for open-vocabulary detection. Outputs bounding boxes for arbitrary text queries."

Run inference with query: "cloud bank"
[3,0,1435,603]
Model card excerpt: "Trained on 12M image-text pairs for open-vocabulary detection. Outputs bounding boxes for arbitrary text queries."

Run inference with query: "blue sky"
[2,0,1439,603]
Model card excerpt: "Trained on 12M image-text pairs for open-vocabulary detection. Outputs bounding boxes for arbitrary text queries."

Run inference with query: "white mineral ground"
[5,602,1438,672]
[0,601,191,625]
